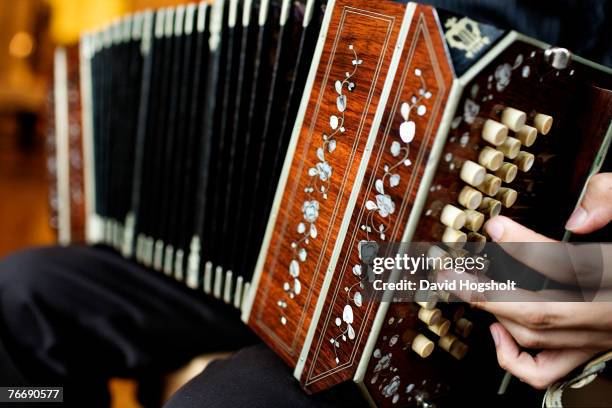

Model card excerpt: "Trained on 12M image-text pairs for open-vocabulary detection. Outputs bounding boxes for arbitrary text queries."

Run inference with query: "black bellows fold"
[89,0,324,308]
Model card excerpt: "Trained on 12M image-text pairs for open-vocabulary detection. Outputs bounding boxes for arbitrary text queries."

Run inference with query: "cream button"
[436,290,451,303]
[416,300,437,310]
[464,210,485,232]
[455,318,473,338]
[468,231,486,243]
[515,151,535,172]
[498,136,521,159]
[442,227,467,248]
[479,197,502,218]
[428,318,451,337]
[467,232,487,253]
[496,187,518,208]
[501,107,527,132]
[494,162,518,183]
[438,334,458,352]
[478,146,504,171]
[416,290,438,310]
[482,119,508,146]
[450,341,468,360]
[460,160,486,187]
[440,205,466,230]
[458,186,483,210]
[476,174,502,196]
[534,113,553,135]
[418,307,442,326]
[427,245,449,260]
[516,125,538,147]
[412,334,435,358]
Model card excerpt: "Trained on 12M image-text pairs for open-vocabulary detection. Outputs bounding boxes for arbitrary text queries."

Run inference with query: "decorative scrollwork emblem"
[444,17,490,59]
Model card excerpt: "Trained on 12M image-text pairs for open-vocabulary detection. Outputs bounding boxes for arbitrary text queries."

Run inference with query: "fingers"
[484,217,609,288]
[435,269,547,303]
[483,217,572,285]
[485,216,555,243]
[434,270,609,329]
[497,317,612,350]
[489,323,595,390]
[566,173,612,234]
[477,302,559,329]
[473,301,612,331]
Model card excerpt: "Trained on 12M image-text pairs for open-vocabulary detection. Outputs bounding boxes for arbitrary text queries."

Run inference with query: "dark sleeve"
[416,0,612,68]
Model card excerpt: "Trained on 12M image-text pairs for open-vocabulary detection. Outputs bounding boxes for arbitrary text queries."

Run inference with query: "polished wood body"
[298,4,454,393]
[66,44,86,244]
[48,44,86,244]
[246,0,409,368]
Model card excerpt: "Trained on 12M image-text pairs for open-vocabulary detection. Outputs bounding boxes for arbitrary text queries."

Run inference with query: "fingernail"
[566,207,588,231]
[490,325,500,347]
[486,218,504,242]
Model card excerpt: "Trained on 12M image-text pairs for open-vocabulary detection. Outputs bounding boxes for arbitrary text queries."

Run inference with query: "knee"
[0,248,66,361]
[0,247,78,324]
[164,345,314,408]
[0,247,60,297]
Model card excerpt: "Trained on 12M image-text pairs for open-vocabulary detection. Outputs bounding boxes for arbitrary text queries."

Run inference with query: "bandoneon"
[49,0,611,406]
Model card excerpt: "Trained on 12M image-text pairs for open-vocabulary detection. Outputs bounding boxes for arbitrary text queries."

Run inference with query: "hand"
[486,303,612,389]
[479,173,612,389]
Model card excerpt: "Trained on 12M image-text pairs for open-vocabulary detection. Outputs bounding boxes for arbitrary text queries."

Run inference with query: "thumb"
[566,173,612,234]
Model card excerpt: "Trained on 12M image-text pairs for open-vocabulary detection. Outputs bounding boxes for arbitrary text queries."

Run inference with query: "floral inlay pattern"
[370,316,409,405]
[278,44,363,326]
[330,68,432,364]
[362,68,431,241]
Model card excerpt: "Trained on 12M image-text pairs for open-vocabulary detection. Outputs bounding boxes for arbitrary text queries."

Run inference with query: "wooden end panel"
[300,5,454,393]
[247,0,407,368]
[67,45,86,244]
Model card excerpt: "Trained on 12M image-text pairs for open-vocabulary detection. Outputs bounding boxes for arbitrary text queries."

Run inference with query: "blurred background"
[0,1,189,406]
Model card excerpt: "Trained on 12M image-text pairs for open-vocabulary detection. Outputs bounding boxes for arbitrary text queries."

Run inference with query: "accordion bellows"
[51,0,611,406]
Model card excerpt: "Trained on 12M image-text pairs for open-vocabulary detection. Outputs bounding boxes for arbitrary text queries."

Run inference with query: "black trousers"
[0,246,359,408]
[0,246,545,408]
